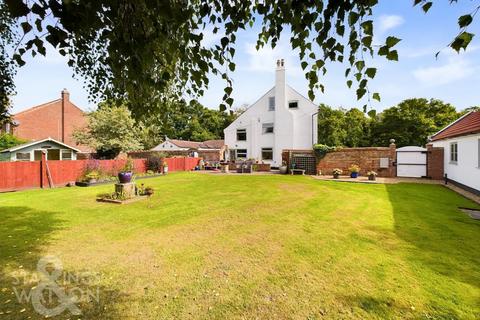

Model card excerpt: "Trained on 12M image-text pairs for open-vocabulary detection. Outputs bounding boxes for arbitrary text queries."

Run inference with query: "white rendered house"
[430,111,480,194]
[224,59,318,166]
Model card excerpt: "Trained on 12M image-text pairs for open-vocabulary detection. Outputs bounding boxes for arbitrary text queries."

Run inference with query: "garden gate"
[396,146,427,178]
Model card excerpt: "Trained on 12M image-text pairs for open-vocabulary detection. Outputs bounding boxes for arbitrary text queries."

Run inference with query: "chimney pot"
[61,88,70,102]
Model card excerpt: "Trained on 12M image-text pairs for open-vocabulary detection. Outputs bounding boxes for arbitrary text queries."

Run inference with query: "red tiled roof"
[169,139,202,149]
[199,140,224,149]
[167,139,225,149]
[431,111,480,141]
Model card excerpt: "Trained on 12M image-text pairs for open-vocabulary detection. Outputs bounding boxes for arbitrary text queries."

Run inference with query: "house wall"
[6,141,77,161]
[12,90,89,151]
[224,60,318,166]
[432,133,480,192]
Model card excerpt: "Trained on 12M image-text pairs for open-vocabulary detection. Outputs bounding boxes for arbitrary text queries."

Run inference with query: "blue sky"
[10,1,480,114]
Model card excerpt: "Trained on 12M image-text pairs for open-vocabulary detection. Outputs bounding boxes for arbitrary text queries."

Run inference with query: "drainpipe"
[311,110,319,146]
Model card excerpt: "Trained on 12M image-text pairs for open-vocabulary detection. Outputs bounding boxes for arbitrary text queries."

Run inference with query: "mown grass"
[0,172,479,319]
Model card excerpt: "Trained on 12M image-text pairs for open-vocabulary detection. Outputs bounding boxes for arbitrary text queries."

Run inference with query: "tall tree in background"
[138,100,237,149]
[318,99,461,147]
[73,103,143,158]
[370,98,459,147]
[1,0,477,118]
[317,104,347,147]
[343,108,371,147]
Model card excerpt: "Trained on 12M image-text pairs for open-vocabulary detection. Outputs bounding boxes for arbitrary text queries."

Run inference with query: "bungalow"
[0,137,80,162]
[430,111,480,194]
[151,138,227,162]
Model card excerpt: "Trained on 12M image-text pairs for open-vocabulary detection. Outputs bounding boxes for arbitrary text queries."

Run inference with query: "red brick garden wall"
[426,144,444,180]
[316,144,397,177]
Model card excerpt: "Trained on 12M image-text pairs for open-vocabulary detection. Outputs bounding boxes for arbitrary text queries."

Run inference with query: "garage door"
[396,146,427,178]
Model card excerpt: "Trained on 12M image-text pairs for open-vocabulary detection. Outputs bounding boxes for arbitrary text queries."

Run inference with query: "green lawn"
[0,172,479,319]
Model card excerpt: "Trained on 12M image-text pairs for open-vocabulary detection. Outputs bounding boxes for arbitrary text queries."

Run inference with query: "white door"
[396,146,427,178]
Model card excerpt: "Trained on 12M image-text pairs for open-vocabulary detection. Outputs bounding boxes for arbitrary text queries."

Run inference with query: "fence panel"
[0,161,41,192]
[0,157,197,192]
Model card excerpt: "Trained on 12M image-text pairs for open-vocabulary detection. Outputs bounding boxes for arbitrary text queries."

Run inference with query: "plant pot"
[163,167,169,174]
[118,171,133,183]
[333,173,340,179]
[368,175,376,181]
[279,166,288,174]
[350,172,359,178]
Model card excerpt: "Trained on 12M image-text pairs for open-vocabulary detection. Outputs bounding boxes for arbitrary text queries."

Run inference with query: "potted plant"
[118,158,134,183]
[163,161,169,174]
[367,171,377,181]
[279,161,288,174]
[332,168,342,179]
[349,164,360,178]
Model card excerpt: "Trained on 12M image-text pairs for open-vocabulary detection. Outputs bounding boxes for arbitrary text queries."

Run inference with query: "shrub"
[367,171,377,176]
[313,144,336,159]
[146,152,166,172]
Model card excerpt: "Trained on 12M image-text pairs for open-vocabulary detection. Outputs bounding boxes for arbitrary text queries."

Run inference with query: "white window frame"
[288,100,299,109]
[262,123,274,134]
[236,128,247,141]
[61,149,73,160]
[236,149,247,159]
[16,152,31,161]
[261,148,273,161]
[450,142,458,163]
[268,97,275,111]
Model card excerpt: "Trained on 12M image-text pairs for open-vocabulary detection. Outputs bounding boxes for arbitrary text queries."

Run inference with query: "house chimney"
[275,59,286,109]
[61,88,69,142]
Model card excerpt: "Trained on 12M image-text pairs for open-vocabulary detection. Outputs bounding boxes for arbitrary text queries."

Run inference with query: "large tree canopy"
[318,98,462,148]
[1,0,477,118]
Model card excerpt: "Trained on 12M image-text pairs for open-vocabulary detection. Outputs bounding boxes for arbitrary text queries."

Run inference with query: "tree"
[1,0,477,117]
[317,104,347,147]
[0,133,27,150]
[0,3,16,121]
[317,105,373,147]
[137,99,237,149]
[73,103,142,158]
[370,98,459,147]
[343,108,371,147]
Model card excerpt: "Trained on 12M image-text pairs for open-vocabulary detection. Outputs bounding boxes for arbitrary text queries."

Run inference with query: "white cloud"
[413,56,476,86]
[244,39,303,76]
[378,15,405,33]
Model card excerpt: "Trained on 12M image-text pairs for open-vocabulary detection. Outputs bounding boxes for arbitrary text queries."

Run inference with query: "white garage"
[396,146,427,178]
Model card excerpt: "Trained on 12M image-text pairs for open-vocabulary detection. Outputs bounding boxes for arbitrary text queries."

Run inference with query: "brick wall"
[12,90,89,152]
[426,144,444,180]
[316,144,396,177]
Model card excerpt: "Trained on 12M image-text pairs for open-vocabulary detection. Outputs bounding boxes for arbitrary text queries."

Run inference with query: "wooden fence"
[0,157,199,192]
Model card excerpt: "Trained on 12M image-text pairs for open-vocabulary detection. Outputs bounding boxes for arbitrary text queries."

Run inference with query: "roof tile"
[431,111,480,141]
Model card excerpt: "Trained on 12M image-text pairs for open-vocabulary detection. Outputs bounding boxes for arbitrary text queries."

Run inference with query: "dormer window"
[268,97,275,111]
[288,101,298,109]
